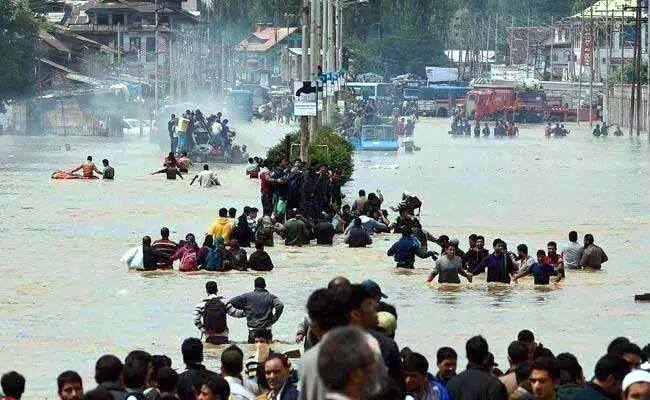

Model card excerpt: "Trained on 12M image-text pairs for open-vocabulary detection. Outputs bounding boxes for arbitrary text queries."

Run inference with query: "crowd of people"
[2,275,648,400]
[167,110,247,162]
[449,116,519,137]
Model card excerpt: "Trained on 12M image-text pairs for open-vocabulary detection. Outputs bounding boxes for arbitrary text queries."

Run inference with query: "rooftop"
[236,27,299,53]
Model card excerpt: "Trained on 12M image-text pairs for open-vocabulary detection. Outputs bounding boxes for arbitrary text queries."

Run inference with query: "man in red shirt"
[544,241,565,277]
[259,163,274,215]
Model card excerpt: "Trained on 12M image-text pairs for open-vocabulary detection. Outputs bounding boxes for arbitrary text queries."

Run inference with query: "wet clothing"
[233,215,255,247]
[229,288,284,330]
[472,252,516,283]
[142,246,168,271]
[387,236,418,268]
[531,262,556,285]
[345,225,373,247]
[81,162,100,178]
[580,244,608,269]
[256,216,275,247]
[283,218,310,246]
[430,255,467,284]
[152,238,177,269]
[248,250,274,271]
[196,170,219,187]
[561,241,584,269]
[208,217,234,242]
[513,255,535,277]
[193,294,244,341]
[223,247,248,270]
[462,248,488,269]
[447,362,508,400]
[177,364,218,400]
[352,196,368,214]
[316,221,335,245]
[103,166,114,180]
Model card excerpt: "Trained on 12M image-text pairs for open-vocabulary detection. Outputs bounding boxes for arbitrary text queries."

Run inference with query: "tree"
[0,0,39,112]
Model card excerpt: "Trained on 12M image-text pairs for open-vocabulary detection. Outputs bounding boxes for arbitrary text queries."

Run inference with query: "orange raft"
[51,170,99,179]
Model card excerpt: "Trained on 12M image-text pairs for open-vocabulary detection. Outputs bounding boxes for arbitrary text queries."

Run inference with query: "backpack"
[203,297,227,333]
[180,250,198,271]
[204,246,222,271]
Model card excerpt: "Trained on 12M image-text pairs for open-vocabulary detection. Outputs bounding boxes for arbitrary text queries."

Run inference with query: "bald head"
[328,276,351,289]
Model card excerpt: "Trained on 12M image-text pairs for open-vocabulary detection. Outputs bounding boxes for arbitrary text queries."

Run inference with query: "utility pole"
[321,0,329,126]
[300,0,310,162]
[526,8,531,78]
[646,0,650,137]
[154,0,159,115]
[550,16,554,81]
[326,0,334,125]
[578,7,584,126]
[510,15,514,65]
[620,5,625,129]
[604,0,610,122]
[635,0,642,135]
[589,2,594,127]
[310,0,321,141]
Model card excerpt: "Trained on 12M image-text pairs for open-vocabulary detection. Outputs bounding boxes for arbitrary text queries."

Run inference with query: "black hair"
[593,353,629,382]
[556,353,583,385]
[57,370,82,392]
[358,190,366,196]
[228,208,237,218]
[569,231,578,242]
[81,389,113,400]
[492,238,503,247]
[584,233,595,244]
[255,240,264,250]
[508,341,530,365]
[642,343,650,362]
[125,350,151,366]
[122,359,148,389]
[469,234,478,240]
[252,328,273,341]
[219,208,228,217]
[618,342,642,358]
[156,367,178,393]
[1,371,25,399]
[142,236,152,246]
[607,337,631,355]
[160,227,170,238]
[254,277,266,288]
[518,329,535,343]
[537,249,546,257]
[87,156,93,161]
[95,355,123,384]
[203,164,209,170]
[181,338,204,365]
[530,357,561,380]
[547,241,557,248]
[347,284,374,314]
[342,204,351,210]
[307,288,350,332]
[536,347,555,359]
[265,353,290,369]
[151,355,172,382]
[204,376,230,400]
[102,159,109,165]
[477,235,485,241]
[221,345,244,376]
[466,335,489,364]
[202,235,214,248]
[327,276,351,289]
[402,352,429,375]
[206,281,218,294]
[517,244,528,254]
[436,347,458,364]
[353,217,362,226]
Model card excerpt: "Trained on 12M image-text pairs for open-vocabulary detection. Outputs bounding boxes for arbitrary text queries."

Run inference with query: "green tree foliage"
[266,127,355,184]
[0,0,39,112]
[607,62,649,88]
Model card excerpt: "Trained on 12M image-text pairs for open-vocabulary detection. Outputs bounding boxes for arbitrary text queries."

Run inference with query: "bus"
[350,124,398,151]
[417,85,471,117]
[346,82,392,101]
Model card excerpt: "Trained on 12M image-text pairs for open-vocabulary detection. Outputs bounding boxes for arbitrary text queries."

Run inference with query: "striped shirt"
[193,294,245,338]
[152,238,177,268]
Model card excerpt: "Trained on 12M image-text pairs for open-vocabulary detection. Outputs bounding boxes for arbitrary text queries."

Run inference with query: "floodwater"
[1,119,649,398]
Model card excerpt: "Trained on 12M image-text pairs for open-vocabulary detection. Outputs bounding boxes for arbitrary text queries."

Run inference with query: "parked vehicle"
[122,119,152,137]
[418,85,471,117]
[239,84,270,117]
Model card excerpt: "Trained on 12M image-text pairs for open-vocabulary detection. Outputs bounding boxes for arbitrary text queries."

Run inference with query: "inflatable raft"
[51,170,98,180]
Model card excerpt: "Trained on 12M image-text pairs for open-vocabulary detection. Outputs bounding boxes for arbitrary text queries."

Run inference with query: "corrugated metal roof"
[39,29,71,53]
[572,0,642,18]
[236,27,298,53]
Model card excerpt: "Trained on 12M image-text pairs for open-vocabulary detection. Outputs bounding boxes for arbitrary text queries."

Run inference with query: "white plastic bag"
[121,245,143,270]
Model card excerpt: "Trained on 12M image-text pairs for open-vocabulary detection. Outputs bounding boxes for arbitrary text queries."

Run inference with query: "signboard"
[425,67,458,82]
[581,31,593,67]
[293,81,318,116]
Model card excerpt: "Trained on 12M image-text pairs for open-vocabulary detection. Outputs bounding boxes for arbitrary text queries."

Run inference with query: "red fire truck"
[465,86,545,122]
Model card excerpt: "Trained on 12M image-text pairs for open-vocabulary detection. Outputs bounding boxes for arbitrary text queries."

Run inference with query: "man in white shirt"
[221,345,257,400]
[561,231,583,270]
[190,164,220,187]
[513,244,536,279]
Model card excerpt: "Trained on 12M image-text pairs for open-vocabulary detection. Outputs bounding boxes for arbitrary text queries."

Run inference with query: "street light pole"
[310,0,321,141]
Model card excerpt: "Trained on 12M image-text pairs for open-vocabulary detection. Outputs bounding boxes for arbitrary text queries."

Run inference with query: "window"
[97,13,109,24]
[113,13,124,25]
[129,37,141,54]
[552,53,559,61]
[146,37,155,62]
